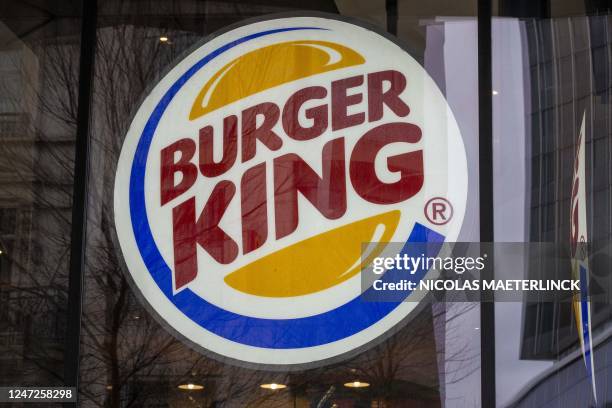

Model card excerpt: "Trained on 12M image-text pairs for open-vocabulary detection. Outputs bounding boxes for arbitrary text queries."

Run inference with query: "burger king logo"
[114,15,468,367]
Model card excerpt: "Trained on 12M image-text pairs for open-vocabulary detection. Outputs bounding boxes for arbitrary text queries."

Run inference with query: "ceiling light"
[159,36,169,42]
[492,90,499,95]
[178,383,203,390]
[344,381,370,388]
[260,383,286,390]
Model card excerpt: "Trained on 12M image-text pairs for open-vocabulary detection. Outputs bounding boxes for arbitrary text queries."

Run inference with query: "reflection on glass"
[0,3,81,388]
[493,3,612,406]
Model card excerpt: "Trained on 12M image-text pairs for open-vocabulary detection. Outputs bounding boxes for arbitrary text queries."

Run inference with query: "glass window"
[494,1,612,406]
[81,0,480,406]
[0,1,81,388]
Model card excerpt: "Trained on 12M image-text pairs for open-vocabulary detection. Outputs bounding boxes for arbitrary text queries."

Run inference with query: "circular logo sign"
[114,15,468,367]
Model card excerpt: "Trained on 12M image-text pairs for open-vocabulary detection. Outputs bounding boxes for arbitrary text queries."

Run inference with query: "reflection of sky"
[491,18,552,407]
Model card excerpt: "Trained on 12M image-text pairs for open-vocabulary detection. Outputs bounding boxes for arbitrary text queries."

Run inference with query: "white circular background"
[114,15,468,366]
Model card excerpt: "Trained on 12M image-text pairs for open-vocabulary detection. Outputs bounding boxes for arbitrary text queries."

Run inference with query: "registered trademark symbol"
[424,197,453,225]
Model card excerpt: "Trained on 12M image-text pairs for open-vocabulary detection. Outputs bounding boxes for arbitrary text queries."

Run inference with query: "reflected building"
[511,13,612,408]
[0,20,74,387]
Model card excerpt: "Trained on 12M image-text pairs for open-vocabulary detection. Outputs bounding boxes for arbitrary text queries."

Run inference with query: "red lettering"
[199,115,238,177]
[241,163,268,254]
[163,70,426,271]
[433,203,446,221]
[274,138,346,239]
[282,86,328,141]
[242,102,283,162]
[160,139,198,206]
[172,181,238,289]
[331,75,365,131]
[350,123,423,204]
[368,70,410,121]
